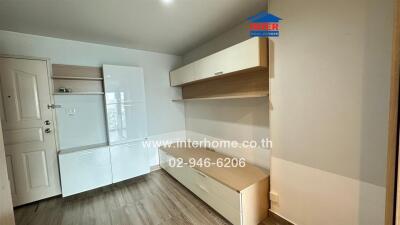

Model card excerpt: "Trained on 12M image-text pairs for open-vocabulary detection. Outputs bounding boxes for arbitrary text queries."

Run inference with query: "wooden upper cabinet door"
[169,63,196,86]
[220,37,264,73]
[0,57,61,206]
[169,37,267,87]
[196,38,262,79]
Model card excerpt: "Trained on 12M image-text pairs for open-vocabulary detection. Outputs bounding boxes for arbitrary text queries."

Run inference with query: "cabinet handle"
[214,71,224,76]
[198,184,209,193]
[195,170,207,178]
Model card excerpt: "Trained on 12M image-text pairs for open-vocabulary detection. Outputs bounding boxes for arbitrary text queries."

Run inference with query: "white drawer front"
[59,147,112,197]
[185,167,241,225]
[202,171,241,210]
[159,151,188,183]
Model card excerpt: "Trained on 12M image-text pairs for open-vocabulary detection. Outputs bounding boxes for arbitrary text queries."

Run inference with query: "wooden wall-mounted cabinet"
[170,37,268,87]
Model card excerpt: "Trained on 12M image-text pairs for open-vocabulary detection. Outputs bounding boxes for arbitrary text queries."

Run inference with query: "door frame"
[385,0,400,224]
[0,54,60,224]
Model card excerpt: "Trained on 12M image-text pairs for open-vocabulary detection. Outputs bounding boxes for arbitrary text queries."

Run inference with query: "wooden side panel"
[0,119,15,225]
[386,0,400,224]
[52,64,102,78]
[241,178,269,225]
[259,38,268,67]
[182,69,268,99]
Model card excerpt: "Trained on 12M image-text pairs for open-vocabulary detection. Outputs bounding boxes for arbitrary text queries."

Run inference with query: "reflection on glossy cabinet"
[103,65,145,104]
[110,141,149,183]
[103,64,148,145]
[106,102,147,145]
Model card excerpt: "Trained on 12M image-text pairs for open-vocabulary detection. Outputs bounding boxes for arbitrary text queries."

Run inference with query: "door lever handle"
[47,104,61,109]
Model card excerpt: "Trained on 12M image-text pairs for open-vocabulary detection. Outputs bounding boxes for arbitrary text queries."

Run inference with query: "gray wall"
[269,0,393,188]
[183,21,251,64]
[268,0,393,223]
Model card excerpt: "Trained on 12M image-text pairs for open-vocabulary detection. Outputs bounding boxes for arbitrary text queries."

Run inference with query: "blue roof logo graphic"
[248,12,282,23]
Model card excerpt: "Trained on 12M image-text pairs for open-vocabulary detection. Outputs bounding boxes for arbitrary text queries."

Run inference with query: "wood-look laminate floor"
[14,170,281,225]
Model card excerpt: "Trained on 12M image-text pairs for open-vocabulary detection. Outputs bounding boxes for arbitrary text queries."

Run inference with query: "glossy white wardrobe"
[103,65,150,183]
[58,65,150,197]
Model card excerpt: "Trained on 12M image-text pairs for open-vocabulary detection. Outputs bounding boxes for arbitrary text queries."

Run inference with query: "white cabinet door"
[195,52,225,80]
[106,102,147,145]
[196,38,261,78]
[103,64,148,144]
[103,65,145,104]
[110,141,149,183]
[0,57,61,206]
[169,62,196,86]
[169,37,265,86]
[58,147,112,197]
[217,37,261,75]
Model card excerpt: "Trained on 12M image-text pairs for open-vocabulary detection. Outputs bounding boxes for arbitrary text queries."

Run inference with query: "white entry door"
[0,57,61,206]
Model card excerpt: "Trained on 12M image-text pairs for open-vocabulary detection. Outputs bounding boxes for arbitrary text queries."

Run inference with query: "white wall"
[184,99,270,169]
[54,95,107,150]
[0,30,186,166]
[269,0,393,224]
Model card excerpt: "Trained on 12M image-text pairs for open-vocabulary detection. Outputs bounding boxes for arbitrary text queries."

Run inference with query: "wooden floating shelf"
[52,64,104,94]
[172,93,268,102]
[53,92,105,95]
[52,76,103,81]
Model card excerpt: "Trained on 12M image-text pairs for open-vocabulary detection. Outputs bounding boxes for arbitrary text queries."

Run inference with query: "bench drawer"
[159,150,242,225]
[185,166,241,225]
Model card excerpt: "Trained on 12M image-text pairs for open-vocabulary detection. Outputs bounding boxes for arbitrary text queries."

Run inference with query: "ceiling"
[0,0,267,55]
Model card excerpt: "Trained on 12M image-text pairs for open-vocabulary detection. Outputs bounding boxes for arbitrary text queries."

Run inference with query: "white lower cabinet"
[159,149,269,225]
[159,151,241,225]
[59,141,150,197]
[58,146,112,197]
[110,141,150,183]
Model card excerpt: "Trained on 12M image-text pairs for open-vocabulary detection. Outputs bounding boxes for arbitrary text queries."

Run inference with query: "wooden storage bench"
[159,144,270,225]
